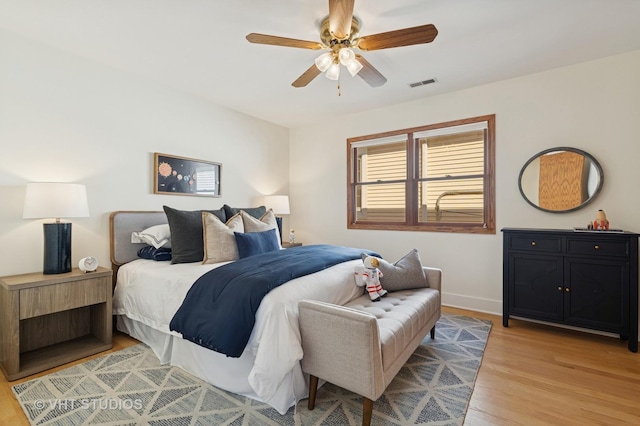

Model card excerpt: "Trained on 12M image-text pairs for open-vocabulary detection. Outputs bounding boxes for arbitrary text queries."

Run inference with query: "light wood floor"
[2,307,639,425]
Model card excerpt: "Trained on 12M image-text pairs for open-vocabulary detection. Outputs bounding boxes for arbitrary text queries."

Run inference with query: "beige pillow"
[240,209,282,246]
[202,212,245,264]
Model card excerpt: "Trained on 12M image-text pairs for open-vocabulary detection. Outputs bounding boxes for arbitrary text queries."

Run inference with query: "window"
[347,115,495,233]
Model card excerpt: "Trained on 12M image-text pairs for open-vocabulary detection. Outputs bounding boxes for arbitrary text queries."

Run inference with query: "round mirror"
[518,147,603,213]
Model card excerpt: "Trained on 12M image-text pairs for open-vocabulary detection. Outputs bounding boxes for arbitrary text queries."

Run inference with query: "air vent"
[409,78,437,88]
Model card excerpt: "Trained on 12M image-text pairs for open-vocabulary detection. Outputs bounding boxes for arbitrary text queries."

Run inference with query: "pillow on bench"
[378,249,428,291]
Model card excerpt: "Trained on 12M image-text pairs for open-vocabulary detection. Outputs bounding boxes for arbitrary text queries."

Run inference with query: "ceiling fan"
[246,0,438,88]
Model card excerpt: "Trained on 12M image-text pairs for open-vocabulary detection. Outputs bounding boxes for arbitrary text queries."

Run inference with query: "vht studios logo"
[34,398,143,411]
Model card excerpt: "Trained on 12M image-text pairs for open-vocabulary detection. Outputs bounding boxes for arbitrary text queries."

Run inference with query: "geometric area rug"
[13,313,491,426]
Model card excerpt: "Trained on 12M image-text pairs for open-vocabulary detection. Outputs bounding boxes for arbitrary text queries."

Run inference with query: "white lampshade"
[338,48,355,65]
[314,52,334,72]
[345,57,363,76]
[325,62,340,80]
[263,195,290,215]
[23,182,90,220]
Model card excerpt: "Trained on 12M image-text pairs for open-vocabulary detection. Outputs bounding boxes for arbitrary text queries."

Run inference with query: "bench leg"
[430,324,436,339]
[362,397,373,426]
[308,375,319,410]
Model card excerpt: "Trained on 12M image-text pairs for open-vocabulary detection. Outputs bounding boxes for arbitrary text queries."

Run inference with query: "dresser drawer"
[566,239,629,257]
[508,235,562,253]
[19,277,108,320]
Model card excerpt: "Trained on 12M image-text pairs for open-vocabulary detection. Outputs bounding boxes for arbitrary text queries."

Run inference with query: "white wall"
[2,26,639,331]
[290,50,640,316]
[0,30,289,276]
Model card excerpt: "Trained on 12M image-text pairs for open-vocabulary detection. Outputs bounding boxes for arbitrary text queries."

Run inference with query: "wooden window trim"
[347,114,495,234]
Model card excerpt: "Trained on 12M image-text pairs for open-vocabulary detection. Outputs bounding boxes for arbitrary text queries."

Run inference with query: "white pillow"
[131,224,171,249]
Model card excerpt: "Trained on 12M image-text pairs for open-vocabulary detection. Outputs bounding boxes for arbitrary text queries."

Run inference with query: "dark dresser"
[502,228,638,352]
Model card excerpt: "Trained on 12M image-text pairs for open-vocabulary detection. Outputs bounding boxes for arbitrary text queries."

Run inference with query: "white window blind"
[420,130,485,223]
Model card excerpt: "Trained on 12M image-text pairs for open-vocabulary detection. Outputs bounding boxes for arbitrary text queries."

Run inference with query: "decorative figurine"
[289,229,296,244]
[593,209,610,231]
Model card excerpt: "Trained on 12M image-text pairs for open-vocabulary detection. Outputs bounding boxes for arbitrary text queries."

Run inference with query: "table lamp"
[23,183,90,274]
[263,195,290,240]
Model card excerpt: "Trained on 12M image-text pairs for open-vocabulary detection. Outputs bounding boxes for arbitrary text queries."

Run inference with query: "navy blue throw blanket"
[169,244,379,357]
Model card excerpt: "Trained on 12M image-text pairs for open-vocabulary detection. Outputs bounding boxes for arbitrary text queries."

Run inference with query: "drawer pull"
[594,245,600,250]
[557,286,563,291]
[565,288,571,292]
[531,241,536,246]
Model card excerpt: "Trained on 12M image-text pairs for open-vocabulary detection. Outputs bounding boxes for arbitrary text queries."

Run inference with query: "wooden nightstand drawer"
[1,267,113,381]
[19,277,108,319]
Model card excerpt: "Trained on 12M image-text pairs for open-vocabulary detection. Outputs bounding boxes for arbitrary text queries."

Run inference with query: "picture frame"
[154,153,221,197]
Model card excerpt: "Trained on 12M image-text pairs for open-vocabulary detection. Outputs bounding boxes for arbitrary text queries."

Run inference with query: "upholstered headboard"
[109,211,167,283]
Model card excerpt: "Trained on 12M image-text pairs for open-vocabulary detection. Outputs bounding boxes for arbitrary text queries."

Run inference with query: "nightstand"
[282,242,302,248]
[0,267,113,380]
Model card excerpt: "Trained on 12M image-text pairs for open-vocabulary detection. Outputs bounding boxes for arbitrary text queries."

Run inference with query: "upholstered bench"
[299,266,442,426]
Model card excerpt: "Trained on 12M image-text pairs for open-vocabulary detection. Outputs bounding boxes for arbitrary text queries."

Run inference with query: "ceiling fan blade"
[357,24,438,51]
[246,33,323,50]
[355,55,387,87]
[292,64,322,88]
[329,0,355,39]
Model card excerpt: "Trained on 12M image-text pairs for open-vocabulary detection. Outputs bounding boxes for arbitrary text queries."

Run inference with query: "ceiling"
[1,0,640,128]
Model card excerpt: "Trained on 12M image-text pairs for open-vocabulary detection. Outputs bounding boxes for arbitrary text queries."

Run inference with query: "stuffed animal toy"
[354,255,388,301]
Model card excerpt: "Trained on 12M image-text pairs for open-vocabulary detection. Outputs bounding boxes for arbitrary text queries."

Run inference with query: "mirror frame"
[518,147,604,213]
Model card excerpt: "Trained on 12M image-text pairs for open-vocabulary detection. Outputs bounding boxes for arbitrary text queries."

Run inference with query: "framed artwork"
[154,153,221,197]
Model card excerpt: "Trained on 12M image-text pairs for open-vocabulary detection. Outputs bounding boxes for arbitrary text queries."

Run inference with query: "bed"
[109,209,372,414]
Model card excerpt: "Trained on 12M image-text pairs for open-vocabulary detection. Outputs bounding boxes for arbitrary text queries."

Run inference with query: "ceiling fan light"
[314,52,334,72]
[345,58,363,76]
[325,62,340,80]
[338,48,355,65]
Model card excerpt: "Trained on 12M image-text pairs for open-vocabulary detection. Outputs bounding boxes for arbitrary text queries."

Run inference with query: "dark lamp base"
[43,222,72,274]
[275,216,283,241]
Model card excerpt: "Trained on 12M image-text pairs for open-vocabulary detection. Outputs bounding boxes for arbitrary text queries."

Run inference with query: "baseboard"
[441,292,501,316]
[442,292,640,346]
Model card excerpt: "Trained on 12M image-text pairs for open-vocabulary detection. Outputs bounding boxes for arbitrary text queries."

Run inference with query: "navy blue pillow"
[223,204,266,221]
[234,229,280,259]
[137,245,172,261]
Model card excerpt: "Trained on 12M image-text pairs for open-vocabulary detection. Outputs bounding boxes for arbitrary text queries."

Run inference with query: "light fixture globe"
[345,57,363,76]
[338,48,355,65]
[314,52,334,72]
[325,62,340,80]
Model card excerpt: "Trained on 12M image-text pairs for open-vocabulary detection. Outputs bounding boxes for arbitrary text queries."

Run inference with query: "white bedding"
[112,257,363,414]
